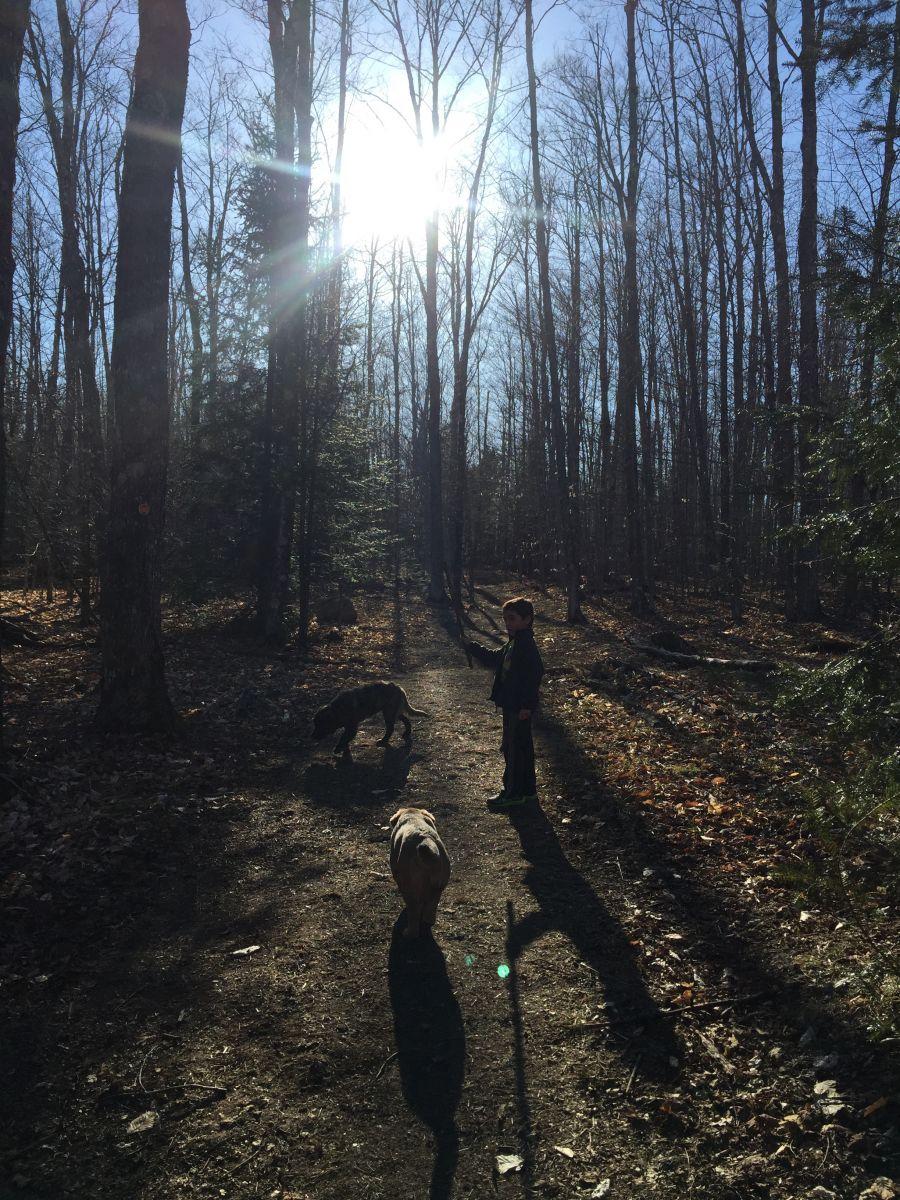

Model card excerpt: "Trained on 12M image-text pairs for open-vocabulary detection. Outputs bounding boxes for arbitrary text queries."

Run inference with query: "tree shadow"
[467,601,503,632]
[387,917,465,1200]
[503,800,680,1081]
[534,610,591,628]
[533,706,900,1128]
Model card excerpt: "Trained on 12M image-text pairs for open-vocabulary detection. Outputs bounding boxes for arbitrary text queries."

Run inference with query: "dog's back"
[389,807,451,938]
[313,681,428,753]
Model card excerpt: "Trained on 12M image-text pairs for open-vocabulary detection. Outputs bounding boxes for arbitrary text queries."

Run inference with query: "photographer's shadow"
[387,917,465,1200]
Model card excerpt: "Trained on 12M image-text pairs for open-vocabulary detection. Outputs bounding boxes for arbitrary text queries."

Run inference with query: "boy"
[466,597,544,808]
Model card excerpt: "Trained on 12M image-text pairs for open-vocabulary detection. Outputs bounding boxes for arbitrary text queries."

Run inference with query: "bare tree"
[446,0,511,607]
[0,0,29,574]
[524,0,583,620]
[96,0,190,732]
[256,0,312,641]
[372,0,486,602]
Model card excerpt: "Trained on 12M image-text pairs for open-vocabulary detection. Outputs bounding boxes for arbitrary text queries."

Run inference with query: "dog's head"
[311,704,339,740]
[389,806,436,828]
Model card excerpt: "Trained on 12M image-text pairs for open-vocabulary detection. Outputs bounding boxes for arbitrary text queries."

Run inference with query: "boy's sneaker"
[487,792,527,808]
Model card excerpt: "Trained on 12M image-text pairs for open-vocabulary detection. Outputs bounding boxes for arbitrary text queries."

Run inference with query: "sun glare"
[338,100,464,246]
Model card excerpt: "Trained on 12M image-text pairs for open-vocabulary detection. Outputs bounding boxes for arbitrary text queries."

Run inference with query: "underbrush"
[777,624,900,1034]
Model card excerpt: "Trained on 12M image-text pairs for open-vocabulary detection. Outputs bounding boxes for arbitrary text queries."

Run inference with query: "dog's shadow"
[388,917,465,1200]
[302,743,422,809]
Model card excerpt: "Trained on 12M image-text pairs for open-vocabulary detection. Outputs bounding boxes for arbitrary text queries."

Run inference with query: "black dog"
[312,681,430,755]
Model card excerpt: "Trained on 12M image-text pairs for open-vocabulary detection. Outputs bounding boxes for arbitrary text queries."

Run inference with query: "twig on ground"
[131,1080,228,1096]
[227,1145,262,1175]
[570,991,773,1032]
[624,1054,642,1096]
[659,990,773,1015]
[137,1046,158,1094]
[375,1050,399,1079]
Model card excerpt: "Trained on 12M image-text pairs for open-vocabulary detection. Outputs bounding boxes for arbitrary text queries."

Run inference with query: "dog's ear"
[419,808,436,824]
[389,809,403,826]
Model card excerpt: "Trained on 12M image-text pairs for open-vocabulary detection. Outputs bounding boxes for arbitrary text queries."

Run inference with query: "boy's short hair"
[503,597,534,623]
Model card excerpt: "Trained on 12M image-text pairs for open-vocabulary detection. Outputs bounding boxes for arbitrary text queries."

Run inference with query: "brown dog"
[389,807,451,938]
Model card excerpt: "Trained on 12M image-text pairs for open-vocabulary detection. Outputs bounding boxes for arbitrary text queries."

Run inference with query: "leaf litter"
[1,582,898,1198]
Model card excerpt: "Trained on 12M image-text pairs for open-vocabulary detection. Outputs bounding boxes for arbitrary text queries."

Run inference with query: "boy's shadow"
[302,743,422,809]
[388,918,465,1200]
[505,802,679,1079]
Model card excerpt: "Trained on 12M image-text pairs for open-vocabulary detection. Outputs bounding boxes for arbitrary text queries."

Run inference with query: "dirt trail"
[5,596,897,1200]
[278,605,660,1200]
[248,604,897,1200]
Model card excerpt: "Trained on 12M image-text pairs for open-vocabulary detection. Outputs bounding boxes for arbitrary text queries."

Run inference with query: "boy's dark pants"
[501,708,537,797]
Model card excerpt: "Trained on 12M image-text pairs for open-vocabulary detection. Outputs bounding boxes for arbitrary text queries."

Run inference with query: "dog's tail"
[417,840,440,862]
[402,700,431,718]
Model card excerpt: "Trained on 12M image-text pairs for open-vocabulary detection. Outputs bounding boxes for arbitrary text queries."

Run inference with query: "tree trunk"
[622,0,650,615]
[448,7,505,608]
[424,211,445,601]
[565,179,585,618]
[664,5,715,566]
[0,0,28,771]
[176,158,204,438]
[764,0,796,598]
[391,244,404,588]
[256,0,306,641]
[793,0,823,619]
[96,0,190,732]
[524,0,583,621]
[292,0,314,645]
[29,5,106,620]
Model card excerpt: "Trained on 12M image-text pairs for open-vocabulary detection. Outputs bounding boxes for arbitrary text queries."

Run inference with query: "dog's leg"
[333,723,358,756]
[422,893,440,928]
[400,710,412,740]
[403,902,423,939]
[377,704,396,746]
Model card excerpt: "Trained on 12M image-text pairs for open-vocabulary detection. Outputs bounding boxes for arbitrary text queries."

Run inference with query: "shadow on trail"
[388,917,465,1200]
[504,801,680,1081]
[504,900,537,1200]
[534,705,900,1144]
[302,743,422,811]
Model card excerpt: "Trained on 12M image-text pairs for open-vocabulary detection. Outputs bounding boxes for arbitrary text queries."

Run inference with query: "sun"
[337,96,463,247]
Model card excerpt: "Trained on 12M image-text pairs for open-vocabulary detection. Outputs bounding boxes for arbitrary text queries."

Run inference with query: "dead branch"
[625,636,775,671]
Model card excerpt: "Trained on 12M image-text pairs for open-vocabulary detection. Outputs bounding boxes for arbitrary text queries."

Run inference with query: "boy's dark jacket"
[467,627,544,711]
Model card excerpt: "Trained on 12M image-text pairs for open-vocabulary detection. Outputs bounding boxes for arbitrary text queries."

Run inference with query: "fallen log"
[625,635,774,672]
[0,617,41,648]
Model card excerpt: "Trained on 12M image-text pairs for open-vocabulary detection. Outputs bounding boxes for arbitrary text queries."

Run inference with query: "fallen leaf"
[862,1096,888,1118]
[858,1180,898,1200]
[231,945,262,958]
[592,1182,611,1198]
[554,1145,576,1158]
[496,1154,523,1175]
[814,1053,839,1072]
[126,1111,159,1134]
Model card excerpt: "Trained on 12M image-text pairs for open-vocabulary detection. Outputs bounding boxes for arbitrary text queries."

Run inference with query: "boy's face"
[504,610,531,635]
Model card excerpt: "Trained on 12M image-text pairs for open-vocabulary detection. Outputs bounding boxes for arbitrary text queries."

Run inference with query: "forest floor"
[1,579,898,1200]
